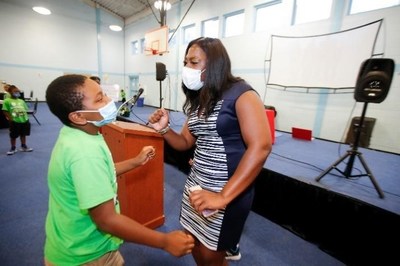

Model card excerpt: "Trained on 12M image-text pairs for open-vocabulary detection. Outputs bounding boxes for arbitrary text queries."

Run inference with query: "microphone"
[117,88,144,115]
[129,88,144,106]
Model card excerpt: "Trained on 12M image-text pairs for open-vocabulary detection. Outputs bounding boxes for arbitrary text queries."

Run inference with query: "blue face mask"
[12,92,21,98]
[79,100,118,127]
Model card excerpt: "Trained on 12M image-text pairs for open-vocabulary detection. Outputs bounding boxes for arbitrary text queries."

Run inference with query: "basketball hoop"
[144,48,159,56]
[144,26,168,56]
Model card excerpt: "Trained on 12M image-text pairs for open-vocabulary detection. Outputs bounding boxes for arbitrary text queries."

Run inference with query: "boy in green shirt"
[120,88,126,102]
[2,85,33,155]
[44,74,194,265]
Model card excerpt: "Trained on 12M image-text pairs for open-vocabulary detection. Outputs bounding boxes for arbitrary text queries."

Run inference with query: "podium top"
[105,121,162,138]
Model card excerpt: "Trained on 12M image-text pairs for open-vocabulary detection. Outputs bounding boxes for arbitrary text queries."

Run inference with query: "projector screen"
[266,20,382,91]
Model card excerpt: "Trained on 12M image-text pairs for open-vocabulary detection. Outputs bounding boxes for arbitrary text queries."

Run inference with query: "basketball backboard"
[144,26,168,55]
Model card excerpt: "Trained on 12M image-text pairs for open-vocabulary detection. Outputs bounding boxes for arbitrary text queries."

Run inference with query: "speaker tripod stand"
[315,102,384,198]
[159,80,163,108]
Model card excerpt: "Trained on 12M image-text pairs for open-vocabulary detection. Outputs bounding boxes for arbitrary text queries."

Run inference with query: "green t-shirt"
[45,126,122,265]
[1,97,28,123]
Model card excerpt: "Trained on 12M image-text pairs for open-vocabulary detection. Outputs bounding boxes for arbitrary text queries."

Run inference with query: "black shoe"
[225,244,241,261]
[7,148,17,155]
[20,146,33,152]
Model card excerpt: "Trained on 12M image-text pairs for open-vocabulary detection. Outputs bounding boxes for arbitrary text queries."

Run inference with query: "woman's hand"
[189,188,227,215]
[148,108,169,131]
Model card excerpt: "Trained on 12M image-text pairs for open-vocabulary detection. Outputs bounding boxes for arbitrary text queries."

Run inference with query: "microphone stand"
[117,90,143,114]
[159,80,163,108]
[117,96,135,116]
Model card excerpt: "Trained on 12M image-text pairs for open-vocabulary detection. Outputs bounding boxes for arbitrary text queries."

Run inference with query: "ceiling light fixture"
[154,0,171,11]
[32,6,51,15]
[154,0,171,26]
[109,25,122,32]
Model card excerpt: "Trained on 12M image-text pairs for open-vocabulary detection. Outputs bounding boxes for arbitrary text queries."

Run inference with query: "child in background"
[44,74,194,265]
[2,85,33,155]
[120,88,126,102]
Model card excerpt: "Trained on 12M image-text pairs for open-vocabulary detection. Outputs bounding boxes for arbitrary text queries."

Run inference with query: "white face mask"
[78,100,118,127]
[182,66,205,91]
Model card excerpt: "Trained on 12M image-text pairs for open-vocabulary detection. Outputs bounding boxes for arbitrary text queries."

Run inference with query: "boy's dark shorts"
[9,121,31,138]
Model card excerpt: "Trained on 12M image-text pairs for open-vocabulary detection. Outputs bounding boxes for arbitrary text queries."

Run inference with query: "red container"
[265,109,275,144]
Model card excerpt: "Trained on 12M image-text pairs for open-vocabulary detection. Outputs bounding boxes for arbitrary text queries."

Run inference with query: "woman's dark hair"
[46,74,86,126]
[182,37,242,117]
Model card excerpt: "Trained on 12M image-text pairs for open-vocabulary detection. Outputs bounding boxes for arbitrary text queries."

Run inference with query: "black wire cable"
[168,0,196,43]
[146,0,161,25]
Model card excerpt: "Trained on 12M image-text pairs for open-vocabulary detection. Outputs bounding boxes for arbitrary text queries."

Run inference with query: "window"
[131,40,139,55]
[223,10,245,38]
[350,0,399,14]
[293,0,332,25]
[254,1,284,32]
[140,38,145,54]
[202,17,219,38]
[183,24,196,44]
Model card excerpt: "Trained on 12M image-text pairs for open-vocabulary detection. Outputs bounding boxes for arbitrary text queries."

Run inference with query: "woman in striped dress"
[149,37,272,266]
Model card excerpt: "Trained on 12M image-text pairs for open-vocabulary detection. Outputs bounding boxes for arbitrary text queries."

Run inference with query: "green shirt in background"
[45,126,122,265]
[120,90,126,100]
[1,97,29,123]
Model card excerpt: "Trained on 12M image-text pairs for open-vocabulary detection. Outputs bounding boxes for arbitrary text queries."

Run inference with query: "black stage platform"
[251,132,400,265]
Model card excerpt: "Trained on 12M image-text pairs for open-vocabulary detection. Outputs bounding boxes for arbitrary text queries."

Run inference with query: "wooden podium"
[102,121,165,229]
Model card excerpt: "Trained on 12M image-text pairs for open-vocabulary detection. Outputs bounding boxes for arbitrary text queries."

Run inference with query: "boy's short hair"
[46,74,86,126]
[8,85,19,93]
[90,76,101,84]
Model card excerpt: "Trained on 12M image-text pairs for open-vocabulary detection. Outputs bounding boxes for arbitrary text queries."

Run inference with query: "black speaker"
[156,62,166,81]
[354,58,394,103]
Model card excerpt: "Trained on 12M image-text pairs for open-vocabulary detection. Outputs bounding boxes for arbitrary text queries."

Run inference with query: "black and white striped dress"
[180,81,255,251]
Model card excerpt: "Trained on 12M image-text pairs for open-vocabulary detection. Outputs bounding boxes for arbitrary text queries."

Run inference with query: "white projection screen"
[266,20,382,91]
